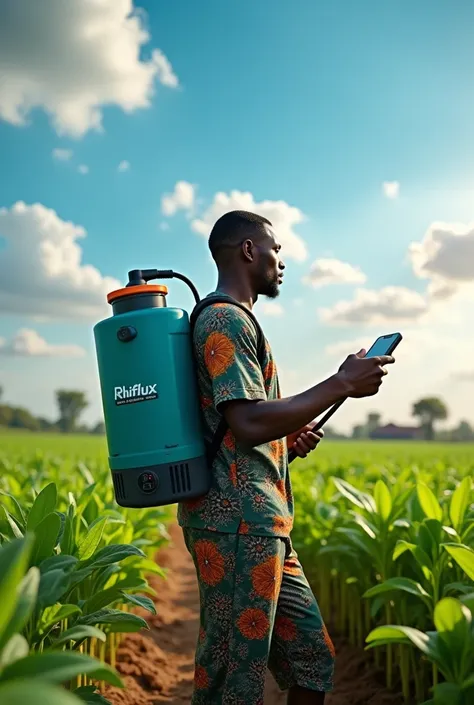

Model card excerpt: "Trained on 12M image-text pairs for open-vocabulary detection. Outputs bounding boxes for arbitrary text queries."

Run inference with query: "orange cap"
[107,284,168,304]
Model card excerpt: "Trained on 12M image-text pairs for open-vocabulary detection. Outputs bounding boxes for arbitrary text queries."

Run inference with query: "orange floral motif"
[194,665,210,689]
[238,520,249,534]
[272,516,293,535]
[323,623,336,657]
[275,479,287,501]
[269,440,284,463]
[223,429,235,452]
[229,462,237,487]
[274,616,297,641]
[204,332,235,378]
[195,539,225,586]
[251,555,283,601]
[237,608,270,640]
[200,396,213,409]
[264,360,276,383]
[183,495,205,512]
[283,556,302,576]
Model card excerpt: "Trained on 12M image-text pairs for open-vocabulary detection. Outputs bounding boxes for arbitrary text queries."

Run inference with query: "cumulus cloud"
[161,181,196,217]
[303,258,366,288]
[52,148,73,161]
[409,221,474,299]
[260,302,284,317]
[0,0,179,138]
[0,201,121,320]
[118,160,130,172]
[0,329,85,357]
[77,165,89,175]
[319,286,428,325]
[383,181,400,199]
[191,189,308,262]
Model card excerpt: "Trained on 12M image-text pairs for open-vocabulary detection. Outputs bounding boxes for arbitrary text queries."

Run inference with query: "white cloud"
[303,258,366,288]
[0,329,85,357]
[118,160,130,172]
[161,181,196,217]
[0,0,179,138]
[383,181,400,199]
[319,286,428,326]
[191,190,308,262]
[0,201,121,320]
[78,165,89,175]
[52,148,73,161]
[409,221,474,299]
[260,302,284,317]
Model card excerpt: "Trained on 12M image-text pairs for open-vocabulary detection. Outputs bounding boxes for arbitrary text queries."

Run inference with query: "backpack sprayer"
[93,268,265,509]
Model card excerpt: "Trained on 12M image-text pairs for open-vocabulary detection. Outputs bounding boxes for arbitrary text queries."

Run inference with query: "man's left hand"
[287,423,324,458]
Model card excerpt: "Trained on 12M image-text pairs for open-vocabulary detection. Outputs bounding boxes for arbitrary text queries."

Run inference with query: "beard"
[258,274,280,299]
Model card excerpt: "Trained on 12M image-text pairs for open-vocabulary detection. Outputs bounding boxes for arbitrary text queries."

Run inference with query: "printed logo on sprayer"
[114,383,158,405]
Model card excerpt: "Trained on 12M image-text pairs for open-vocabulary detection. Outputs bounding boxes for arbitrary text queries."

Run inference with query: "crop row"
[0,451,173,704]
[290,455,474,705]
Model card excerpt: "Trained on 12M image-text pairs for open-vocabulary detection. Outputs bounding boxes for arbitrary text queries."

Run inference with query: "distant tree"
[367,412,381,434]
[0,404,13,427]
[412,397,448,441]
[91,420,106,435]
[451,420,474,442]
[55,390,88,433]
[9,406,40,431]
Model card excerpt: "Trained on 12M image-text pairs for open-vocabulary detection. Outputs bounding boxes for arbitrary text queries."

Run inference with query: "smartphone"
[287,332,402,461]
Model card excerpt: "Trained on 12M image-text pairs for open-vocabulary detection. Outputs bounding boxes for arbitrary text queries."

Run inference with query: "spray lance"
[93,268,214,509]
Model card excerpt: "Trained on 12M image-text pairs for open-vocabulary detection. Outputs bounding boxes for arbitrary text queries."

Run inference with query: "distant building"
[370,423,424,440]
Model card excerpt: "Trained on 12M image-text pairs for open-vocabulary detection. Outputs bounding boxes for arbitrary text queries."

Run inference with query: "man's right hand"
[336,348,395,398]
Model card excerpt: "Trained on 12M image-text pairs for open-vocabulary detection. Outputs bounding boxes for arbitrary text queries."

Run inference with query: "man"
[177,211,394,705]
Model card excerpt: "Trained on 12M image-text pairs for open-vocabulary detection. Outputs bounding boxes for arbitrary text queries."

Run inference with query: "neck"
[215,271,257,310]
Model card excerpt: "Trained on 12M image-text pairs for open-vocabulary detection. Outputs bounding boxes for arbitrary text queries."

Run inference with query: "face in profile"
[253,225,285,299]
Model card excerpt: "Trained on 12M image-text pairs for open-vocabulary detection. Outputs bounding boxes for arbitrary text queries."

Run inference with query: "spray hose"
[126,269,201,305]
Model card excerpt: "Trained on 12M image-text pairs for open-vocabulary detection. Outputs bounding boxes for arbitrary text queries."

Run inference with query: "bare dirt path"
[106,522,403,705]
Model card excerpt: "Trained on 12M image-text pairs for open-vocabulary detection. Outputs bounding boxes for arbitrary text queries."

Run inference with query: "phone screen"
[365,334,400,358]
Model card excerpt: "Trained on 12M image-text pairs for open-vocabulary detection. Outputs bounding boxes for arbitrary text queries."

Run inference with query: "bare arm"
[221,372,349,447]
[221,352,395,448]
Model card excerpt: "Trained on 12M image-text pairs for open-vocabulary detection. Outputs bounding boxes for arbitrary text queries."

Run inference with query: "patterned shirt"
[177,297,294,538]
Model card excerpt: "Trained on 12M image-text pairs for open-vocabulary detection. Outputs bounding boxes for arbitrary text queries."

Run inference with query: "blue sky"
[1,0,474,432]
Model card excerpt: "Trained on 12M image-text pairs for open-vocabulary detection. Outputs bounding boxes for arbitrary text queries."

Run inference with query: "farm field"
[0,430,473,704]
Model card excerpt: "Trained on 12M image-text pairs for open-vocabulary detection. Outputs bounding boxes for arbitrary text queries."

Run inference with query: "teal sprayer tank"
[93,268,211,508]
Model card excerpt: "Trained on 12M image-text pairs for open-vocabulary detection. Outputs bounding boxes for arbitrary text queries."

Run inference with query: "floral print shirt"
[177,297,294,538]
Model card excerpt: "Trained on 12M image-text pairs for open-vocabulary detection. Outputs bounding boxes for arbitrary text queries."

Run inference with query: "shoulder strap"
[189,294,267,467]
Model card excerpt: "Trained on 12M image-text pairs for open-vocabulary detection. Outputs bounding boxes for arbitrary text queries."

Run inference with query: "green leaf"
[59,515,74,556]
[31,513,61,565]
[366,624,434,657]
[393,540,433,579]
[460,592,474,614]
[434,597,471,664]
[83,544,145,569]
[450,477,472,532]
[0,635,29,669]
[77,517,108,562]
[0,651,123,688]
[3,509,23,539]
[37,569,70,609]
[0,535,35,643]
[332,478,376,513]
[443,543,474,581]
[52,625,106,646]
[122,593,157,615]
[363,577,431,603]
[73,685,113,704]
[417,483,443,522]
[0,679,84,705]
[27,483,57,532]
[38,604,82,638]
[40,554,78,574]
[78,608,149,633]
[433,682,463,705]
[0,567,40,651]
[83,587,123,615]
[0,491,26,528]
[374,480,392,522]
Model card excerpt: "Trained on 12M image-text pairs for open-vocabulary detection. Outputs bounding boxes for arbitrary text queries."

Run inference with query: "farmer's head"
[208,210,285,298]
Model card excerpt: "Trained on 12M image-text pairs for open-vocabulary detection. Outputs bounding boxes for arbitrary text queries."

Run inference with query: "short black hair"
[208,210,272,260]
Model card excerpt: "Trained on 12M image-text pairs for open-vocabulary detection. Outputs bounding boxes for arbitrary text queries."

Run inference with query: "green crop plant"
[0,446,173,703]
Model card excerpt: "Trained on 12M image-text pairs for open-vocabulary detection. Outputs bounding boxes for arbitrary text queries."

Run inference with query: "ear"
[241,239,255,263]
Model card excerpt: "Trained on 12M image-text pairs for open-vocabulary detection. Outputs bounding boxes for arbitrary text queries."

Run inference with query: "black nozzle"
[125,269,201,304]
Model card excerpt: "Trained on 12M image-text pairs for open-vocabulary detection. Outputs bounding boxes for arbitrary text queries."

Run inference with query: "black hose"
[127,268,201,305]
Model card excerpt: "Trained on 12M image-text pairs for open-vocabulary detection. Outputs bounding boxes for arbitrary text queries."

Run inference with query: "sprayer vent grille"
[169,463,191,494]
[113,473,126,501]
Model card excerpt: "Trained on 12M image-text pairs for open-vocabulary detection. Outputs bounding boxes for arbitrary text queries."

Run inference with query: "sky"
[1,0,474,434]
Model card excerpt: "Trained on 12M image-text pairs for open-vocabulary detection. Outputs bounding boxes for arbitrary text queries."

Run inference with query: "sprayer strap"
[190,294,266,468]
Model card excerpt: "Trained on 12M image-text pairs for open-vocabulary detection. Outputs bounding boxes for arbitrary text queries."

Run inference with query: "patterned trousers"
[182,527,335,705]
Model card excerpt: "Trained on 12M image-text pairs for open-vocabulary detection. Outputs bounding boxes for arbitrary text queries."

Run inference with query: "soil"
[105,522,403,705]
